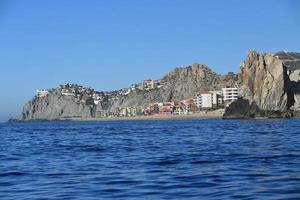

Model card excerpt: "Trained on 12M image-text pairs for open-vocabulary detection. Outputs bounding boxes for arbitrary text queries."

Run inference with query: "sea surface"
[0,119,300,200]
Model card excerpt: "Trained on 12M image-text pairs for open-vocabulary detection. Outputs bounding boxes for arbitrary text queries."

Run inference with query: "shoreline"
[9,110,300,122]
[67,109,225,121]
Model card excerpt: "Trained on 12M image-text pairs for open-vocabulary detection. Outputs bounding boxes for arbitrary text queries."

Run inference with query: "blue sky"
[0,0,299,121]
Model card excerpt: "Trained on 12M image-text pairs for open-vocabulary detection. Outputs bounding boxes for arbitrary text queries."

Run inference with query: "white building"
[36,89,49,98]
[61,89,75,96]
[194,92,213,108]
[194,90,226,109]
[92,94,102,105]
[222,87,238,106]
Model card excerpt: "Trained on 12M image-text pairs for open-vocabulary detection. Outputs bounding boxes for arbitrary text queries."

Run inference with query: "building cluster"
[107,86,238,118]
[194,87,238,109]
[136,79,163,91]
[121,79,164,96]
[59,84,93,96]
[144,99,195,116]
[142,87,238,117]
[36,84,239,118]
[36,84,107,106]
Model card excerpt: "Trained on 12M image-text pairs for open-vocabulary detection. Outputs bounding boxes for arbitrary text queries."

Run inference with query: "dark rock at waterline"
[223,98,259,119]
[223,98,294,119]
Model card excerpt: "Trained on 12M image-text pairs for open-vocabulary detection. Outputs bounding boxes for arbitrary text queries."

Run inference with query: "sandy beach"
[67,109,225,121]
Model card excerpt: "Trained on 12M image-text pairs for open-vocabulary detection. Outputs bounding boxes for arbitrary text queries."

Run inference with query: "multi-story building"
[194,92,213,109]
[194,90,225,109]
[222,87,238,106]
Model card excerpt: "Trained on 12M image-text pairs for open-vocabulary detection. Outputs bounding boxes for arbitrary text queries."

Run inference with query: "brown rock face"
[239,50,290,111]
[224,50,300,119]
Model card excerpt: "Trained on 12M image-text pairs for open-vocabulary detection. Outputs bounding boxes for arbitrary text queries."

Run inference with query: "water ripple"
[0,119,300,199]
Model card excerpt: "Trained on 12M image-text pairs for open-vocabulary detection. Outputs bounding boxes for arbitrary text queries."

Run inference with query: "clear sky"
[0,0,299,121]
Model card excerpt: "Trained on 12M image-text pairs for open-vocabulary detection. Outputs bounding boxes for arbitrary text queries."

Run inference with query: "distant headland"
[12,50,300,121]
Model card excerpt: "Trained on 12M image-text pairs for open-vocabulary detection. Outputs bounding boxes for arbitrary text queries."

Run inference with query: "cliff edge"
[16,86,96,121]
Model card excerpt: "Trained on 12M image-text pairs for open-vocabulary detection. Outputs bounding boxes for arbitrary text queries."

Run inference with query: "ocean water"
[0,119,300,200]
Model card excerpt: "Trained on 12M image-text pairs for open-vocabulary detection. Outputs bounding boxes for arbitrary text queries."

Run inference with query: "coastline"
[66,109,225,121]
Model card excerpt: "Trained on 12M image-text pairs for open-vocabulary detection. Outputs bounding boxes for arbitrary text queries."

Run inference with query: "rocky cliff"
[223,50,300,119]
[17,63,238,120]
[17,87,96,120]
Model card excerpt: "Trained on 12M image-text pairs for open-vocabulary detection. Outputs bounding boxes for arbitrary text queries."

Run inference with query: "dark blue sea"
[1,119,300,200]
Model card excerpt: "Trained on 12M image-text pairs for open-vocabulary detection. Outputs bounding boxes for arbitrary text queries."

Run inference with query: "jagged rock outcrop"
[17,63,238,121]
[223,50,300,119]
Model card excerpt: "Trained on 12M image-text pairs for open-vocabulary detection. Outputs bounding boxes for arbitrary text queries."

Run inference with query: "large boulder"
[222,98,259,119]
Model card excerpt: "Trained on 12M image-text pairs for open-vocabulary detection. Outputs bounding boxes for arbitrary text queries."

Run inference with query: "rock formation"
[223,50,300,119]
[16,63,238,121]
[17,87,96,120]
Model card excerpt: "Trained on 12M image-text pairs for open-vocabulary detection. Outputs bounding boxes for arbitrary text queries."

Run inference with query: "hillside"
[16,63,238,120]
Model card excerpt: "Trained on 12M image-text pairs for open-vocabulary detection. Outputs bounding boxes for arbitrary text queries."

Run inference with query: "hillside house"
[36,89,49,98]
